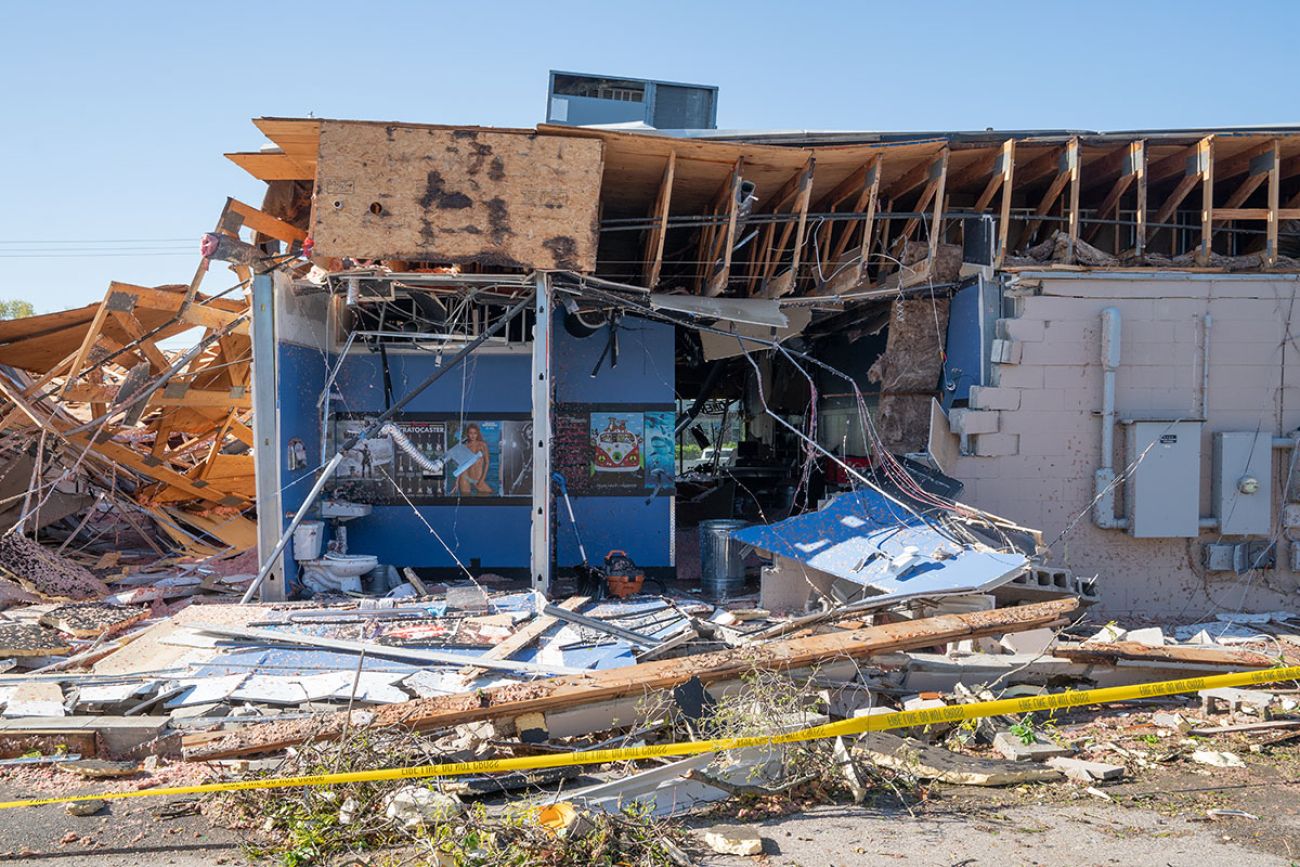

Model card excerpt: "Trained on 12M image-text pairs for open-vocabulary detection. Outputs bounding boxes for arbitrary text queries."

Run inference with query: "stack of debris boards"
[0,570,1293,841]
[0,194,314,564]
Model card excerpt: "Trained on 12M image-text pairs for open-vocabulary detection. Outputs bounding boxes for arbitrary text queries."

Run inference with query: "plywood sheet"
[311,121,604,271]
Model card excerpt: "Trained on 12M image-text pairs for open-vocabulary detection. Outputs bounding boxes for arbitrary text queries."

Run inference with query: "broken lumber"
[1054,641,1277,669]
[456,595,588,683]
[184,597,1077,760]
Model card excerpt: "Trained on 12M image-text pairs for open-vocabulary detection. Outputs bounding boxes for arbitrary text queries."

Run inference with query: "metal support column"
[529,273,553,595]
[249,272,285,601]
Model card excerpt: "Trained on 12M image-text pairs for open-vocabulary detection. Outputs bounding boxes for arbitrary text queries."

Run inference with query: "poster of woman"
[447,420,502,496]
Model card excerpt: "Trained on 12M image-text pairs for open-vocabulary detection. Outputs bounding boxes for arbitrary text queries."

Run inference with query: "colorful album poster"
[642,411,675,485]
[445,420,502,497]
[499,420,533,496]
[590,411,644,489]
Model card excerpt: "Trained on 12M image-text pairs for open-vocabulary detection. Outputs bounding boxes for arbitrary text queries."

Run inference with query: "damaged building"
[2,77,1300,859]
[212,103,1300,619]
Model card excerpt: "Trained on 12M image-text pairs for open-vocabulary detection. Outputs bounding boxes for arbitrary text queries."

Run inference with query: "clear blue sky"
[2,0,1296,313]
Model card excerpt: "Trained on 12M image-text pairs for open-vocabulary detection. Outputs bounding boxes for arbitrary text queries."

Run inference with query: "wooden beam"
[1012,144,1066,188]
[77,437,247,506]
[1132,140,1147,257]
[108,310,170,372]
[1080,142,1142,193]
[226,198,307,244]
[946,146,1002,195]
[1268,139,1281,264]
[1084,174,1135,243]
[813,158,883,297]
[1149,172,1202,245]
[1212,208,1300,221]
[839,158,883,271]
[1065,137,1081,257]
[996,139,1017,266]
[894,149,949,246]
[456,595,590,684]
[57,299,111,398]
[758,157,815,299]
[1147,140,1202,186]
[642,151,676,289]
[1019,142,1077,248]
[701,158,744,297]
[817,156,881,284]
[1197,136,1215,264]
[1211,140,1277,184]
[1084,140,1145,248]
[973,137,1014,212]
[184,597,1080,759]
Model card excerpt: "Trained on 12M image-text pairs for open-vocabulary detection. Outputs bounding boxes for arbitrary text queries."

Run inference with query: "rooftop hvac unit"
[546,71,718,130]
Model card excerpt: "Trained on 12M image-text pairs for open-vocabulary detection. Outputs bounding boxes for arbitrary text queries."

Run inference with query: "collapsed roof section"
[230,118,1300,298]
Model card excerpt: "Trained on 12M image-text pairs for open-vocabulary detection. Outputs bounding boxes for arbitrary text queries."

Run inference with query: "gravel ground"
[0,737,1296,865]
[691,801,1292,866]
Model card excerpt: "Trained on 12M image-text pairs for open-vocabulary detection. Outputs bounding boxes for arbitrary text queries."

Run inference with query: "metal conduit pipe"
[1093,307,1129,530]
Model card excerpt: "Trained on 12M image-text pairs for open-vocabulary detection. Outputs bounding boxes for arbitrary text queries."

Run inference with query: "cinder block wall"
[949,272,1300,618]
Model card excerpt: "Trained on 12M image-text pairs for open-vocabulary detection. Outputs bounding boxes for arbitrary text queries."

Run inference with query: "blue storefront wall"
[275,306,676,584]
[552,311,676,569]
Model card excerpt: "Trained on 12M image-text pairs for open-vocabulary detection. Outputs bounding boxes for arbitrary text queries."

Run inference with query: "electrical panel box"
[1212,432,1273,536]
[1123,419,1202,538]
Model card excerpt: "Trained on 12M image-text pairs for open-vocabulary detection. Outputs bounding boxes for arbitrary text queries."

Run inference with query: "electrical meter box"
[1212,431,1273,536]
[1122,419,1203,538]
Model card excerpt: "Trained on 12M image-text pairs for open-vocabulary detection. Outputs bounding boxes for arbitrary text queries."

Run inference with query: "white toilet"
[293,521,379,595]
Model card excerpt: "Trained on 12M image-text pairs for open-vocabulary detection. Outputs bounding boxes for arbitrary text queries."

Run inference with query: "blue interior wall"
[553,312,676,569]
[329,349,532,570]
[278,342,329,579]
[276,308,676,582]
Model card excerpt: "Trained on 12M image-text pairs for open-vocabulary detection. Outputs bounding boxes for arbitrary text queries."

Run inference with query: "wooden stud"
[643,150,676,288]
[1065,137,1081,258]
[1133,140,1147,258]
[996,139,1016,267]
[1268,139,1281,264]
[1197,136,1215,264]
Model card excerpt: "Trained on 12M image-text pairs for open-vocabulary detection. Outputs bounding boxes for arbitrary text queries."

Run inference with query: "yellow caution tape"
[1,662,1297,810]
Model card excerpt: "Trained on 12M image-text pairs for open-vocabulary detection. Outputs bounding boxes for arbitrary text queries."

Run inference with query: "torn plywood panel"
[311,121,604,271]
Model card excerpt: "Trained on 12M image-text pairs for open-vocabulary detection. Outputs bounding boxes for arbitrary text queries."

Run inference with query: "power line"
[0,251,196,259]
[0,238,195,245]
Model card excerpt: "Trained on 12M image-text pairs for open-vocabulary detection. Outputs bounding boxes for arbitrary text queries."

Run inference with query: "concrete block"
[949,408,999,436]
[1015,389,1068,411]
[903,696,948,712]
[991,338,1024,365]
[999,317,1045,342]
[1046,756,1125,783]
[1125,627,1164,647]
[993,364,1044,389]
[1021,341,1094,366]
[993,731,1073,762]
[1000,627,1055,656]
[1043,366,1093,390]
[1017,430,1070,457]
[969,386,1020,411]
[973,432,1019,457]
